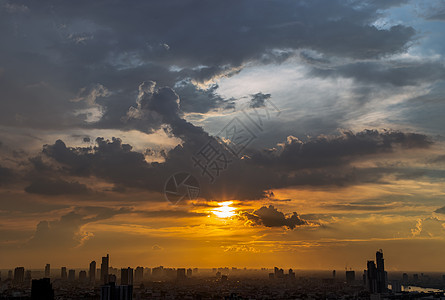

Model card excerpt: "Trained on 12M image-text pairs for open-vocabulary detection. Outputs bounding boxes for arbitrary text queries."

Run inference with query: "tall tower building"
[68,269,75,282]
[14,267,25,284]
[134,267,144,284]
[44,264,50,278]
[79,270,87,282]
[177,268,186,280]
[89,261,96,283]
[101,254,109,284]
[121,268,134,286]
[376,249,387,293]
[367,261,377,293]
[61,267,67,280]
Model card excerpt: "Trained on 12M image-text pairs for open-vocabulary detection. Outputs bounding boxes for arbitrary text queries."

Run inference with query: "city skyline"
[1,0,445,275]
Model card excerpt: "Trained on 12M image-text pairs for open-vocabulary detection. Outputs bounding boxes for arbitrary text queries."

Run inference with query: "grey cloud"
[26,207,130,249]
[250,93,271,108]
[309,60,445,86]
[239,205,308,229]
[174,82,235,114]
[24,178,91,195]
[33,128,433,200]
[434,206,445,214]
[248,130,432,170]
[0,0,417,132]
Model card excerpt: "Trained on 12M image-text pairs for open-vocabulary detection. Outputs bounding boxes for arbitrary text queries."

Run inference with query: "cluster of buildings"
[2,250,445,299]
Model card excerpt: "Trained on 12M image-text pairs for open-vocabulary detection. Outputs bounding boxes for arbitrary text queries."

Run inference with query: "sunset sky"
[1,0,445,272]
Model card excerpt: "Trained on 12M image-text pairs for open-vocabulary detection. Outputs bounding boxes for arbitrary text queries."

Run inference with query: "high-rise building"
[274,267,284,279]
[25,270,32,284]
[101,254,110,284]
[376,250,387,293]
[402,273,408,283]
[61,267,67,280]
[152,266,163,278]
[144,268,151,279]
[89,261,96,283]
[121,268,133,286]
[367,261,377,293]
[8,270,13,280]
[79,270,87,282]
[391,280,402,292]
[44,264,50,278]
[346,271,355,284]
[366,250,388,294]
[68,269,75,281]
[289,269,296,280]
[13,267,25,284]
[177,268,186,280]
[134,267,144,283]
[108,274,117,284]
[186,268,192,278]
[31,278,54,300]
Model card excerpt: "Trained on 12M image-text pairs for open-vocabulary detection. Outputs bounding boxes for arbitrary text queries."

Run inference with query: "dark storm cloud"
[247,130,432,170]
[239,205,308,229]
[0,0,417,130]
[24,178,91,195]
[33,128,432,199]
[174,82,234,114]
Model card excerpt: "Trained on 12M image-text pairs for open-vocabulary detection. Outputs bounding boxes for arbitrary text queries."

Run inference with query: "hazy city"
[1,0,445,299]
[3,250,445,299]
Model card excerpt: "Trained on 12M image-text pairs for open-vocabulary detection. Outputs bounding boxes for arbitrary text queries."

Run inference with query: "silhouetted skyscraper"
[121,268,133,286]
[68,269,75,282]
[101,254,109,284]
[44,264,50,278]
[402,273,408,283]
[61,267,67,280]
[134,267,143,283]
[31,278,54,300]
[289,269,296,280]
[367,261,377,293]
[25,270,32,284]
[177,268,186,280]
[90,261,96,283]
[79,270,87,282]
[346,270,355,284]
[186,268,192,278]
[366,250,388,294]
[13,267,25,284]
[376,249,387,293]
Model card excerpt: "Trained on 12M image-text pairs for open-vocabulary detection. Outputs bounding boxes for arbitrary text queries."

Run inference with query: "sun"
[212,201,236,218]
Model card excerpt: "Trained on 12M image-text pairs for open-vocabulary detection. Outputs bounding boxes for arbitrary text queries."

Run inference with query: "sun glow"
[212,201,236,218]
